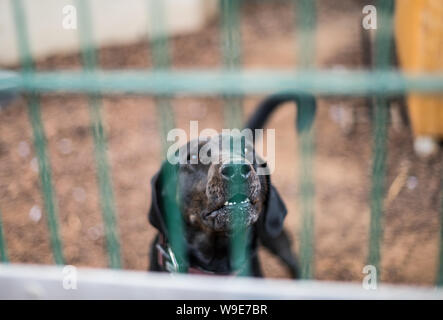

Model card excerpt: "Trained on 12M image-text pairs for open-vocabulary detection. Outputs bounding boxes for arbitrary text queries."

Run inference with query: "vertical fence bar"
[76,0,121,269]
[148,0,176,153]
[220,0,249,276]
[294,0,316,279]
[11,0,64,265]
[297,119,315,280]
[368,0,395,279]
[229,136,250,277]
[0,209,8,263]
[147,0,187,272]
[220,0,243,128]
[294,0,316,69]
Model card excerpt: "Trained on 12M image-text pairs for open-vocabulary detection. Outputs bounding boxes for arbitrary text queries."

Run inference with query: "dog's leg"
[149,235,162,272]
[250,254,263,278]
[258,228,299,278]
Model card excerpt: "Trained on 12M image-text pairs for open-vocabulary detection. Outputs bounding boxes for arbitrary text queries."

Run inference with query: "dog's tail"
[244,92,317,135]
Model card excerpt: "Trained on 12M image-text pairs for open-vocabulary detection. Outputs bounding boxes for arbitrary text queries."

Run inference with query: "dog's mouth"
[202,193,258,232]
[223,194,250,206]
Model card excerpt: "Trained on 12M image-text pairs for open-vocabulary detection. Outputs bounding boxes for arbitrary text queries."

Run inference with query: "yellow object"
[395,0,443,138]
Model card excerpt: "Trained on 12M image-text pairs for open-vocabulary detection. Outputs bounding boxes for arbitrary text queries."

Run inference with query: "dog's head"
[148,132,287,238]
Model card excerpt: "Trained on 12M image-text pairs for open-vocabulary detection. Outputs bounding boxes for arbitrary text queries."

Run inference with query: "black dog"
[148,93,316,277]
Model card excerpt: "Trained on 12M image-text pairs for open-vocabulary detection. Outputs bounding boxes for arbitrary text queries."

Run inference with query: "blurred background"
[0,0,442,285]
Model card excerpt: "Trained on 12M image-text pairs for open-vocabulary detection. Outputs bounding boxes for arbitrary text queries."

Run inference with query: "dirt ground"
[1,0,442,285]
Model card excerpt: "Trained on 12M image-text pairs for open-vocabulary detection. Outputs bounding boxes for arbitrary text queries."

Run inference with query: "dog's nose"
[220,163,252,181]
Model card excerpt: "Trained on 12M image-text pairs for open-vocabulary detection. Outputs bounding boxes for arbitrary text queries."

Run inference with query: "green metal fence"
[0,0,443,285]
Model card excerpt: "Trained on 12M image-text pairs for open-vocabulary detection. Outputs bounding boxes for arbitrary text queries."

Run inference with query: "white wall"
[0,0,217,66]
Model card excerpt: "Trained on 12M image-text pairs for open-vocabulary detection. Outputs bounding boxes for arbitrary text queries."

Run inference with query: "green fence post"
[220,0,249,276]
[147,0,187,273]
[11,0,64,265]
[220,0,243,129]
[76,0,122,269]
[297,121,315,280]
[294,0,317,280]
[294,0,316,69]
[368,0,395,279]
[0,209,8,263]
[230,136,250,277]
[148,0,176,153]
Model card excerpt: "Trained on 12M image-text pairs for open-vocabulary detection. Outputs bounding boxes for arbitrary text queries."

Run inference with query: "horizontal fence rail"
[1,70,443,96]
[1,264,443,300]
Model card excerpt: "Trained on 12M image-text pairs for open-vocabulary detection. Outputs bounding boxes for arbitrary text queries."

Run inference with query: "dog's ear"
[263,183,287,238]
[254,155,287,238]
[148,161,178,237]
[148,166,168,236]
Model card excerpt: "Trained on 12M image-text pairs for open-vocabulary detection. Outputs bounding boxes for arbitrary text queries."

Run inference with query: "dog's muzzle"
[202,158,261,232]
